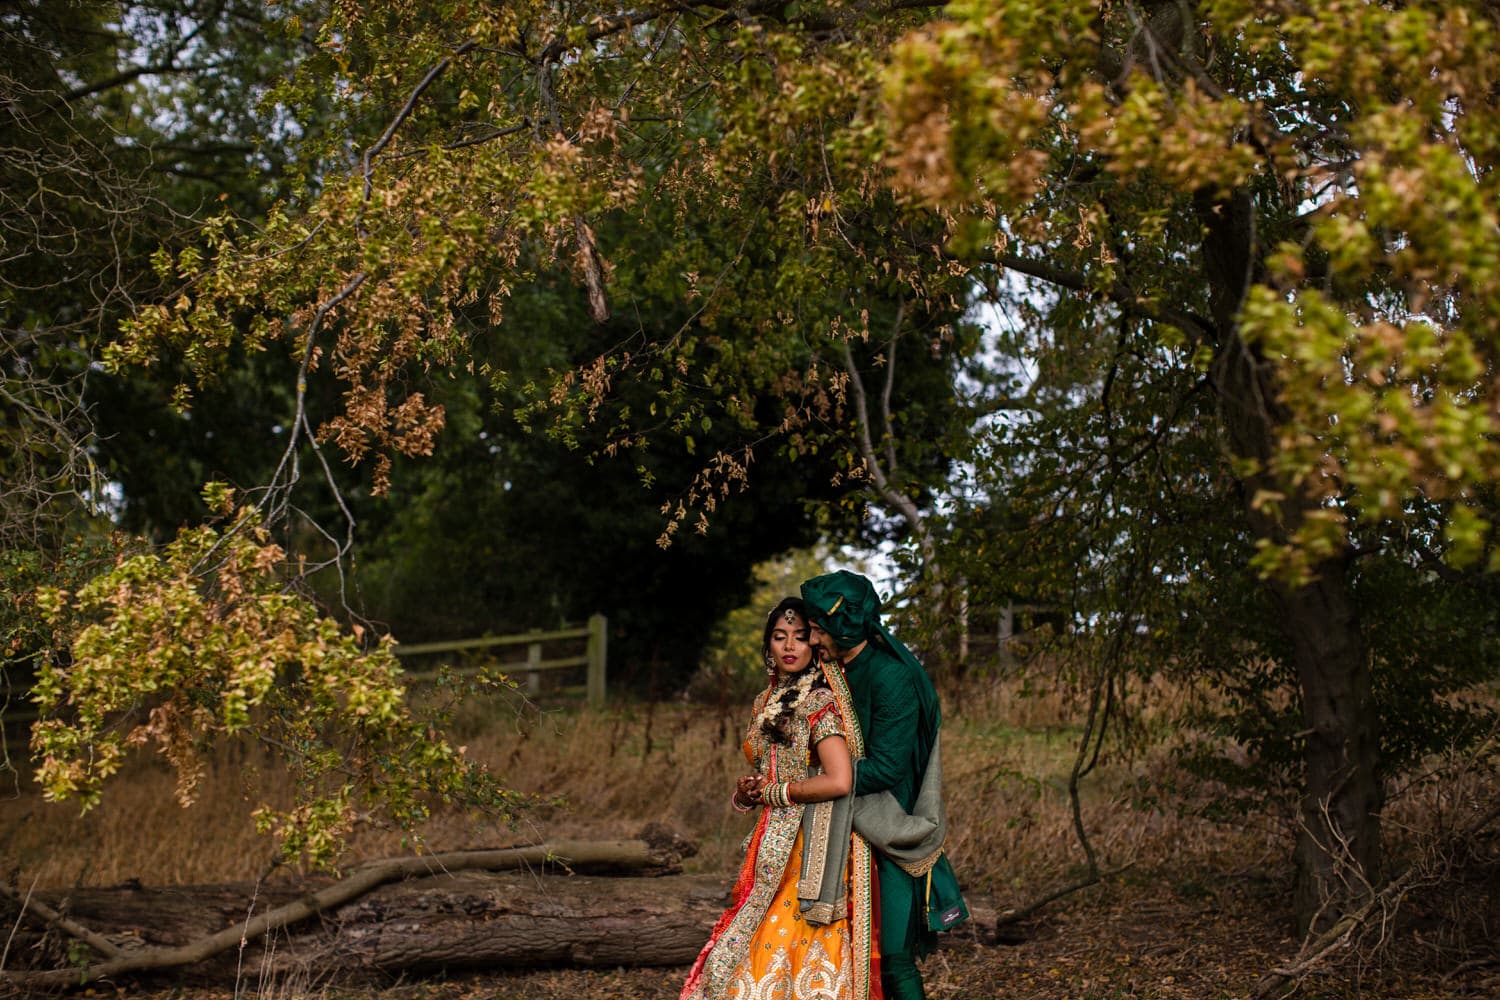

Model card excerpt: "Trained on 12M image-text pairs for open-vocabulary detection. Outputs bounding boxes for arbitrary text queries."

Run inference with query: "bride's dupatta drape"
[680,659,879,1000]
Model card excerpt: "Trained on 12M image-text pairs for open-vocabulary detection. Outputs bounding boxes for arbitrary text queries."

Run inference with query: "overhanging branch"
[971,248,1215,343]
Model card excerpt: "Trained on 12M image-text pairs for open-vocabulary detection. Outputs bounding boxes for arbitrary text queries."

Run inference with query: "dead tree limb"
[1250,802,1500,999]
[993,629,1121,928]
[0,878,125,961]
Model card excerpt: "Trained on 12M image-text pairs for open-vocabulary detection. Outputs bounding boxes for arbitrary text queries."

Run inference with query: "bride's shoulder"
[801,685,837,715]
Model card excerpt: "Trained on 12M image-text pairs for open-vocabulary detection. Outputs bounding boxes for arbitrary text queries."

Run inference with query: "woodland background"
[3,1,1500,996]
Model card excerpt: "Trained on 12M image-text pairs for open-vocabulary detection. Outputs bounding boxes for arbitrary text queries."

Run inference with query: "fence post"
[587,614,608,709]
[998,601,1016,674]
[526,641,541,695]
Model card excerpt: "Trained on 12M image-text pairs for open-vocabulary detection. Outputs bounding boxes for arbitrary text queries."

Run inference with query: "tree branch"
[0,878,126,962]
[59,0,225,105]
[840,338,930,559]
[212,269,367,574]
[1414,543,1469,584]
[61,62,183,104]
[880,299,904,478]
[994,861,1136,927]
[437,120,532,152]
[962,395,1036,418]
[998,529,1155,928]
[1250,802,1500,997]
[362,40,479,202]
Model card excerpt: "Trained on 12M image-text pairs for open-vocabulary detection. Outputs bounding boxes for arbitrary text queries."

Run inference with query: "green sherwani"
[803,568,949,1000]
[843,642,941,969]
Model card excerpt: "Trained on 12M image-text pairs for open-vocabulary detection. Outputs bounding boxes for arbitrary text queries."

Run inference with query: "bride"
[681,597,880,1000]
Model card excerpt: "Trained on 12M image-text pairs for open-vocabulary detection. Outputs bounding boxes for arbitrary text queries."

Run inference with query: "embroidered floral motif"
[720,928,850,1000]
[809,701,844,745]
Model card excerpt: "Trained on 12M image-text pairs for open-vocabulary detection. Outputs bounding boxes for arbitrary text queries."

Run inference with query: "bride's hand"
[736,774,765,802]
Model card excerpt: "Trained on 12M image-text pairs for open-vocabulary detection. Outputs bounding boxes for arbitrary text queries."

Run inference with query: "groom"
[801,570,945,1000]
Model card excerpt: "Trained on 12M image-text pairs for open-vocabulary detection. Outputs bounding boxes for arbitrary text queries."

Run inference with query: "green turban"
[801,570,932,685]
[800,570,881,649]
[802,567,941,746]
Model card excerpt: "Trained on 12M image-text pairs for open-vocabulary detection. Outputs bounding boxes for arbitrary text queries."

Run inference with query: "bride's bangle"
[731,790,752,813]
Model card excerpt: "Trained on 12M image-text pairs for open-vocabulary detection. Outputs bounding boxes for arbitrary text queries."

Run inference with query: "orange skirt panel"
[718,829,853,999]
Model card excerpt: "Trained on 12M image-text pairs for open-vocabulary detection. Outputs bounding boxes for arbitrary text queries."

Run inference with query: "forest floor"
[9,676,1500,999]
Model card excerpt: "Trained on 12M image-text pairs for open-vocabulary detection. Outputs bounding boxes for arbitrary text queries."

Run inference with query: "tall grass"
[0,672,1260,892]
[3,670,1493,905]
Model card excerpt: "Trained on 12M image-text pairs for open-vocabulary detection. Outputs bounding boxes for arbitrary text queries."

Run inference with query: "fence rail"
[0,617,609,747]
[393,614,608,708]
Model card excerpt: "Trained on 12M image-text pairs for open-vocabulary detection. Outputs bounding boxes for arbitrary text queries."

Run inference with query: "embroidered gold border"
[851,835,874,1000]
[895,844,945,878]
[820,659,863,757]
[802,799,833,890]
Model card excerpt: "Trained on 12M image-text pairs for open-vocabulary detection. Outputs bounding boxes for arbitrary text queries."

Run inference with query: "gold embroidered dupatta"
[818,657,877,1000]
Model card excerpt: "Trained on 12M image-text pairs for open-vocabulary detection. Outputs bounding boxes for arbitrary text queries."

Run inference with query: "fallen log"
[3,836,996,990]
[288,869,729,973]
[1,834,722,989]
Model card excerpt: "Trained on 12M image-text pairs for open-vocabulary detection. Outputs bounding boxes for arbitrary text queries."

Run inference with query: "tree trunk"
[285,870,729,975]
[1275,564,1383,933]
[0,834,715,989]
[1200,190,1383,934]
[840,322,970,677]
[3,871,729,986]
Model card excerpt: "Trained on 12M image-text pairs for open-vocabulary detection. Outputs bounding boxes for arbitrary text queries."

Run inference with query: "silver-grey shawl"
[850,733,946,877]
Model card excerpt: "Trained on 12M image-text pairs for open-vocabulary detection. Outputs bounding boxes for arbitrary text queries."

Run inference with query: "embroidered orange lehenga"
[681,662,881,1000]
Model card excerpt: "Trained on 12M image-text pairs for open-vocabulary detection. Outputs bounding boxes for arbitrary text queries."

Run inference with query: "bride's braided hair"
[755,597,828,746]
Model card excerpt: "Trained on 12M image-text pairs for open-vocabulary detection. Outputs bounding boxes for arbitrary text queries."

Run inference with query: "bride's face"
[769,612,813,677]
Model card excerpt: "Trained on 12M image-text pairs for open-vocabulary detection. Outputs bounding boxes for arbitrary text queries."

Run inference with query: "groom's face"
[809,621,843,661]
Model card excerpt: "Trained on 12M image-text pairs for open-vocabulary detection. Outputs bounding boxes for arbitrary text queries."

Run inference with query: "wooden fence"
[0,617,609,750]
[392,614,608,709]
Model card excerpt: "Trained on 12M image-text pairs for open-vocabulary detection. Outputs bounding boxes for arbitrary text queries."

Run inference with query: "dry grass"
[2,671,1283,895]
[1,745,283,888]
